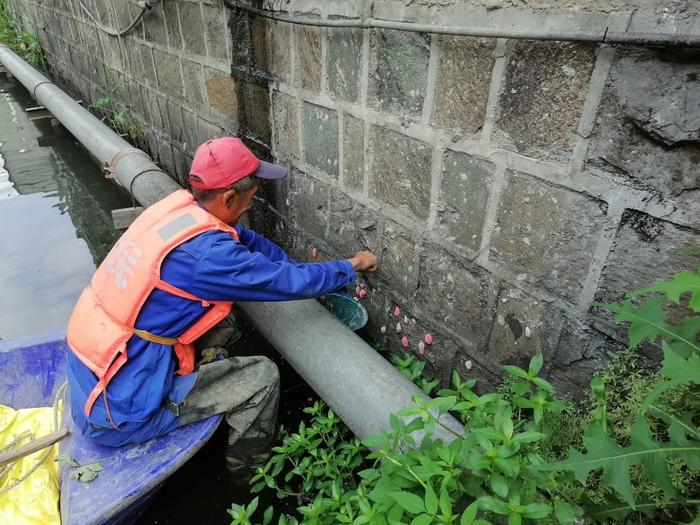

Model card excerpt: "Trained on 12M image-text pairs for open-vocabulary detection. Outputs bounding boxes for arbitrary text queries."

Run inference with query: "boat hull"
[0,332,222,525]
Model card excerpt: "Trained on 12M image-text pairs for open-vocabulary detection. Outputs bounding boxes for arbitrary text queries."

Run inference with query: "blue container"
[319,293,368,331]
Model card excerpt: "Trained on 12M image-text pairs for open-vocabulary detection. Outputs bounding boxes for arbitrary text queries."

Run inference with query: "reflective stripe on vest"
[67,190,239,423]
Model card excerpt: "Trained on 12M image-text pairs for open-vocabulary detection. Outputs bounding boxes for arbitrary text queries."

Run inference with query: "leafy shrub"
[545,265,700,522]
[230,262,700,524]
[0,0,46,69]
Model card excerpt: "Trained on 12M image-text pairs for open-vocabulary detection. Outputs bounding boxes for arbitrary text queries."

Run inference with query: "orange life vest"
[67,190,239,422]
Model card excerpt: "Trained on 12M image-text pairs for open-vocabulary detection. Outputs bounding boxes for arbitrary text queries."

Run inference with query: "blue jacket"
[67,226,356,446]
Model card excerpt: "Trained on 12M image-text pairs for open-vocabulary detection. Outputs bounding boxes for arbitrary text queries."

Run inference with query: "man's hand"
[348,251,378,272]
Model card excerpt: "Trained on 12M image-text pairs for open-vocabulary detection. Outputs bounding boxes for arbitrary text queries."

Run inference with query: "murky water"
[0,73,131,340]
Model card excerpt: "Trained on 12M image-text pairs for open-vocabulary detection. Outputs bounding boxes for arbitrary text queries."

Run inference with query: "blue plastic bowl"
[319,293,368,331]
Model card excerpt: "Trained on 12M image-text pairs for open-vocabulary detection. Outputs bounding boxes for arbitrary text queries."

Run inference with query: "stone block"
[250,15,269,73]
[431,36,495,136]
[269,20,291,82]
[181,59,205,108]
[181,109,199,153]
[249,199,287,247]
[125,38,144,79]
[289,172,329,240]
[142,3,168,46]
[257,170,289,217]
[368,29,430,118]
[140,45,157,86]
[239,81,271,142]
[272,91,298,159]
[595,211,700,304]
[343,115,364,191]
[491,171,606,303]
[295,26,322,92]
[157,140,175,176]
[302,103,339,178]
[327,189,380,255]
[328,28,362,103]
[126,80,144,120]
[153,49,183,98]
[166,100,184,143]
[452,344,503,394]
[416,248,496,346]
[487,286,563,371]
[549,317,620,400]
[172,146,187,185]
[495,40,596,160]
[383,315,458,388]
[586,48,700,198]
[369,126,432,221]
[202,3,228,63]
[195,117,224,146]
[162,0,181,50]
[178,2,206,56]
[437,151,494,252]
[205,70,238,122]
[145,90,164,129]
[376,221,420,298]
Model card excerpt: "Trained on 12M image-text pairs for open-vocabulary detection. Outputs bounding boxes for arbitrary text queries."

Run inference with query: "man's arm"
[178,232,376,302]
[235,225,297,263]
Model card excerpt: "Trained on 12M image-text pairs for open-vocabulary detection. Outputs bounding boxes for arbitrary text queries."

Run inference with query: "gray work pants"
[176,312,280,457]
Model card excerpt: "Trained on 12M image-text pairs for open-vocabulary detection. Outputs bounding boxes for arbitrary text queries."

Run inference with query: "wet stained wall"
[6,0,700,395]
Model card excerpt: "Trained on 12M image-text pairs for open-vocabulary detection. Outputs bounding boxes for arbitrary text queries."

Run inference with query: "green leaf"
[632,271,700,312]
[263,506,274,525]
[512,432,545,444]
[589,498,700,520]
[70,461,103,483]
[528,353,543,376]
[409,514,433,525]
[494,457,519,477]
[521,503,551,519]
[460,501,478,525]
[424,484,438,515]
[590,377,605,401]
[503,366,529,380]
[508,513,521,525]
[553,500,584,524]
[531,377,555,393]
[489,474,508,498]
[660,341,700,384]
[479,496,510,515]
[390,491,425,514]
[600,297,700,355]
[543,419,697,506]
[439,486,452,517]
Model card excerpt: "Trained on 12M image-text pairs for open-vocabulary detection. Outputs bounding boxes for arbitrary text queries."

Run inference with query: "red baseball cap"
[189,137,288,190]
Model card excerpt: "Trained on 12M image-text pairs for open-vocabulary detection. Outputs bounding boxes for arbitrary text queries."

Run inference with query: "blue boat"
[0,332,222,525]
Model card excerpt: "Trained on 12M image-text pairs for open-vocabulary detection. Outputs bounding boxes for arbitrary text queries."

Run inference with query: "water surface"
[0,74,131,340]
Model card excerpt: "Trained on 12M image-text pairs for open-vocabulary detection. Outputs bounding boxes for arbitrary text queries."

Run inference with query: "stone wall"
[8,0,700,396]
[7,0,244,186]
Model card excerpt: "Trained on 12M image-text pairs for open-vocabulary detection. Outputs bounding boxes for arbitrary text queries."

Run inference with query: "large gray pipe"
[0,44,463,441]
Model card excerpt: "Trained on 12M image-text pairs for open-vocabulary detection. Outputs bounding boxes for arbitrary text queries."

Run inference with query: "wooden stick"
[0,429,70,468]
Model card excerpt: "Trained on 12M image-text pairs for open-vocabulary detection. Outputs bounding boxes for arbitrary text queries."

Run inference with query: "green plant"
[545,265,700,522]
[229,263,699,525]
[392,353,440,396]
[234,354,582,525]
[0,0,46,69]
[90,70,143,146]
[245,399,365,523]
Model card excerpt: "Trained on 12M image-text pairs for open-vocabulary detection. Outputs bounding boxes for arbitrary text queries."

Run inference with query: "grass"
[0,0,46,69]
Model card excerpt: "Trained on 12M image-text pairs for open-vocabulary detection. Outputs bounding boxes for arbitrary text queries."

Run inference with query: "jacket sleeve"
[187,232,356,302]
[235,225,297,263]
